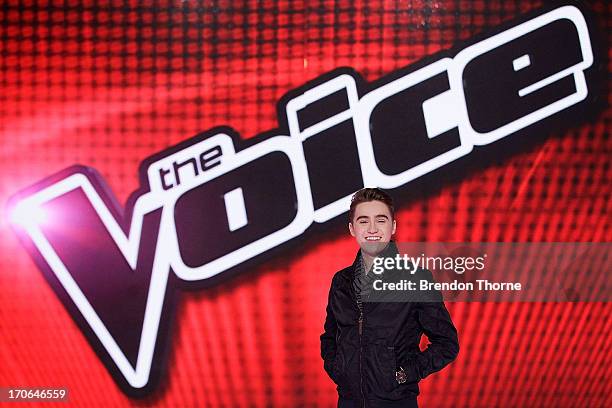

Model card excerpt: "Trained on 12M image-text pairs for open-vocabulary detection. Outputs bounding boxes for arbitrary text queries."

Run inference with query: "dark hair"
[348,188,394,223]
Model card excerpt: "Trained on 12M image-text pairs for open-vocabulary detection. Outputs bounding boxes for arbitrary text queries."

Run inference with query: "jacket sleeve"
[408,269,459,381]
[320,276,338,381]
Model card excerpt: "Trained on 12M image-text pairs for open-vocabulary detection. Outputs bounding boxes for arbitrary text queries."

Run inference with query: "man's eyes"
[359,219,387,224]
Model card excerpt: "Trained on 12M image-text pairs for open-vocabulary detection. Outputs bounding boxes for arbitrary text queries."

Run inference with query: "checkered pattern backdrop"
[0,1,610,407]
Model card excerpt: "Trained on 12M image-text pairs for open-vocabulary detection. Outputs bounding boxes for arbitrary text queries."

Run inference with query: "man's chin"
[359,241,390,258]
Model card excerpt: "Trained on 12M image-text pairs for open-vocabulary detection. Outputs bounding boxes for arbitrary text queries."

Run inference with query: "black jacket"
[320,245,459,405]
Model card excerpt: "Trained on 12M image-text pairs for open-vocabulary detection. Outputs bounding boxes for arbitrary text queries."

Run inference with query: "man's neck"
[361,251,375,274]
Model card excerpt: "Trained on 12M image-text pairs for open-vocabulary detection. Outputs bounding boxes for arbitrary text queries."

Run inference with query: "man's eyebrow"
[355,214,389,221]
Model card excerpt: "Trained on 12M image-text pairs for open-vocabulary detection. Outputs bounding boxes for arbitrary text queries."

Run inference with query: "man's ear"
[392,219,397,235]
[349,222,356,237]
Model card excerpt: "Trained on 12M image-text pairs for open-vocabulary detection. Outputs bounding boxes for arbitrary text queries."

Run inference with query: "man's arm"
[320,277,338,381]
[406,269,460,381]
[412,299,459,379]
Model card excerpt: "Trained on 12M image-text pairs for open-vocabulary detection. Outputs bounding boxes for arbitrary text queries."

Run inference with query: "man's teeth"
[366,236,381,241]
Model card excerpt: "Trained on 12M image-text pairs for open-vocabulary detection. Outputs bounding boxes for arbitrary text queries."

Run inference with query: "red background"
[0,0,610,406]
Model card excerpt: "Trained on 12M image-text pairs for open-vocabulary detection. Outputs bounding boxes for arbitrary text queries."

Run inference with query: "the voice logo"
[8,5,597,396]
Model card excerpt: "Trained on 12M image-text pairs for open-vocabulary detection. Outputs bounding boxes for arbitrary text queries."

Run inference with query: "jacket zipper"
[354,257,367,407]
[358,309,365,407]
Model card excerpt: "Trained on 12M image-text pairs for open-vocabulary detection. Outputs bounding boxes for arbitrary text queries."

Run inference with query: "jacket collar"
[341,240,400,280]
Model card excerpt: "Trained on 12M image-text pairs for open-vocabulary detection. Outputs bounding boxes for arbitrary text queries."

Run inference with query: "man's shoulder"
[329,250,359,286]
[331,264,353,284]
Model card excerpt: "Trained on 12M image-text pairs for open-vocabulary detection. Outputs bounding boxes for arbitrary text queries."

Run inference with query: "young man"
[321,188,459,407]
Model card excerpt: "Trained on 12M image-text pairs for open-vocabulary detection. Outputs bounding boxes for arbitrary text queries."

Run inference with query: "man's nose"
[367,223,378,233]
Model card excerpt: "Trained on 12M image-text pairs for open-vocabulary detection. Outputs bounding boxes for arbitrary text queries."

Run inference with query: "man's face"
[348,200,396,258]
